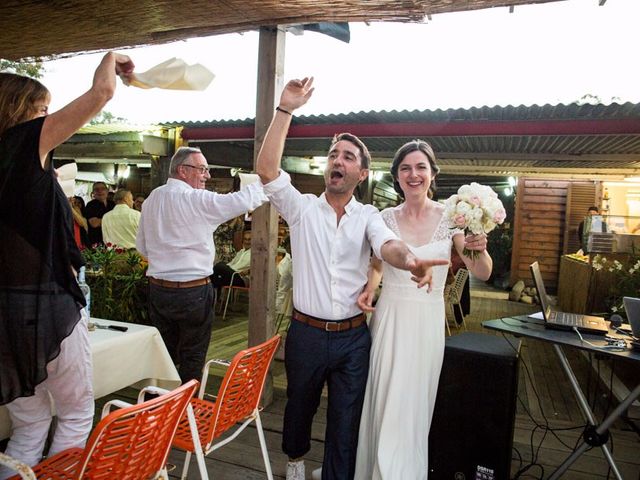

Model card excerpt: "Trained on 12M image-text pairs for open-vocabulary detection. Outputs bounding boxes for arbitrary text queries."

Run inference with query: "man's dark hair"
[92,181,108,192]
[588,206,600,213]
[329,132,371,169]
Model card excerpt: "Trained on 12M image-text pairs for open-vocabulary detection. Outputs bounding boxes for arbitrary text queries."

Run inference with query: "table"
[483,316,640,480]
[1,318,180,440]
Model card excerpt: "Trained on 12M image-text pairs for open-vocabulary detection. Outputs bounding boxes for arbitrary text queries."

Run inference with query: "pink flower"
[469,195,481,206]
[493,208,506,224]
[454,214,467,227]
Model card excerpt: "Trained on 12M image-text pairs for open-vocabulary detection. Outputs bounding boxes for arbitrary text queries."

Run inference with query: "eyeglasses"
[182,164,211,174]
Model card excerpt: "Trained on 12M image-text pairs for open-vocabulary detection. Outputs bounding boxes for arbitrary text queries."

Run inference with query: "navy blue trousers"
[283,318,371,480]
[149,282,214,383]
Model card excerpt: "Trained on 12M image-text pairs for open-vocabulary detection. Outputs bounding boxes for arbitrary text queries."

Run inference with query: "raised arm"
[256,77,314,184]
[40,52,134,165]
[380,240,449,291]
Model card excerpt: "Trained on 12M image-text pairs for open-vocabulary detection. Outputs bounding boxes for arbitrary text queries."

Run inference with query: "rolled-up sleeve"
[262,170,304,226]
[199,182,268,225]
[366,209,398,259]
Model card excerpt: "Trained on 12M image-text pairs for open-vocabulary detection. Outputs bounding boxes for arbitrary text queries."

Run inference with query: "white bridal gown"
[355,207,458,480]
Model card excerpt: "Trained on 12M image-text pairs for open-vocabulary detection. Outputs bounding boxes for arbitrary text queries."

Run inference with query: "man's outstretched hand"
[407,258,450,292]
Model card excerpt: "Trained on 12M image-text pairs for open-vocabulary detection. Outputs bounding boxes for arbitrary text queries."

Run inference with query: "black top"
[0,116,85,405]
[84,198,114,246]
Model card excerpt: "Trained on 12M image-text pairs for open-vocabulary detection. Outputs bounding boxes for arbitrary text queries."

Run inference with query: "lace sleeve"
[450,227,465,240]
[380,208,400,236]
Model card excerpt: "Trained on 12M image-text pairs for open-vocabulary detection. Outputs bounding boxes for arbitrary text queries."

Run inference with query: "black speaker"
[429,332,520,480]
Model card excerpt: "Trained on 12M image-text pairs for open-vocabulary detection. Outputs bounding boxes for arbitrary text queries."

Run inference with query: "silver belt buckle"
[326,321,340,332]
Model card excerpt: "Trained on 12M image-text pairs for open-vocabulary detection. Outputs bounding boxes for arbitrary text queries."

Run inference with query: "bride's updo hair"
[390,139,440,199]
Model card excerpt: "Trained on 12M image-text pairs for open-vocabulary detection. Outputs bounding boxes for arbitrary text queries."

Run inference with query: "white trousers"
[0,310,93,480]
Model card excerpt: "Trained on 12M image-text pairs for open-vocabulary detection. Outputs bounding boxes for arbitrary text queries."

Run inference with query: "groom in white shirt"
[256,78,448,480]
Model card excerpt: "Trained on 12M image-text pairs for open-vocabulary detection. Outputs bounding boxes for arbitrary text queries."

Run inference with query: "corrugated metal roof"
[176,102,640,128]
[76,124,156,135]
[180,102,640,176]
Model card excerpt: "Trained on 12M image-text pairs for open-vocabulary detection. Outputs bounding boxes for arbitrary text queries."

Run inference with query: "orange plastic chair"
[172,335,281,480]
[11,380,198,480]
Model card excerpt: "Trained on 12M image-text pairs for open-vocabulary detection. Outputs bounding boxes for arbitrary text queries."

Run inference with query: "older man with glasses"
[136,146,267,383]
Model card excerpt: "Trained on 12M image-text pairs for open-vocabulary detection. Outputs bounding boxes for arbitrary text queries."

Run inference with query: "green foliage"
[83,244,149,325]
[592,251,640,316]
[90,110,128,125]
[0,59,45,79]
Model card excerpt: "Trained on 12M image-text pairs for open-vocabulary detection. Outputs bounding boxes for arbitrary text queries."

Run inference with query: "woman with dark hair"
[354,140,493,479]
[0,52,134,477]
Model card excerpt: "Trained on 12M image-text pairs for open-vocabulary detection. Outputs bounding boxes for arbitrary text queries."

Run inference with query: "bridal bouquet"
[444,182,507,259]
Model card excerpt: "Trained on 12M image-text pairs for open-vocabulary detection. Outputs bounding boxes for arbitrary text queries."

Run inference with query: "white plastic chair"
[220,270,250,320]
[444,268,469,335]
[0,453,36,480]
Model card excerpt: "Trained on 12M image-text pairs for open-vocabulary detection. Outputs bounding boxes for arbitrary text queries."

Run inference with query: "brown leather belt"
[149,277,211,289]
[292,309,366,332]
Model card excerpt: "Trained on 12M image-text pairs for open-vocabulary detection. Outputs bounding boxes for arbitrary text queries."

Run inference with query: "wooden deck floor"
[106,288,640,479]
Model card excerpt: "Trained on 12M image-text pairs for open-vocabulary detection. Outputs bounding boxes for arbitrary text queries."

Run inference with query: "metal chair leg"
[222,286,233,320]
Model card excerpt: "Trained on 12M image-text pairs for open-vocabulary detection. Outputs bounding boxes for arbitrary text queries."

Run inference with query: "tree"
[0,59,45,79]
[90,111,128,125]
[576,93,623,105]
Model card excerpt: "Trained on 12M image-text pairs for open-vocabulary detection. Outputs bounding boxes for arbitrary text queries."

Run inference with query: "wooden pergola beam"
[248,27,286,404]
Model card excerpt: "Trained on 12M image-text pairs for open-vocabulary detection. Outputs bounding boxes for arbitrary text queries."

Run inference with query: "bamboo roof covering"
[2,0,561,61]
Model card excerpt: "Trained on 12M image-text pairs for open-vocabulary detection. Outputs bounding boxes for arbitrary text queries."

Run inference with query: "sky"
[39,0,640,125]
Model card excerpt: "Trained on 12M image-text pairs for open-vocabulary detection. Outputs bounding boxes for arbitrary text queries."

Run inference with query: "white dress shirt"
[102,203,141,249]
[276,253,293,315]
[136,178,267,282]
[227,248,251,272]
[263,171,397,320]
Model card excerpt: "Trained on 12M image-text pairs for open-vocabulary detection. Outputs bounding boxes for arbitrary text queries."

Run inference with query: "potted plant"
[82,244,149,324]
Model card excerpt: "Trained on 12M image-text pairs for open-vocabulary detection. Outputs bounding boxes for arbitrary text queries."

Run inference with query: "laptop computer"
[529,262,608,335]
[623,297,640,338]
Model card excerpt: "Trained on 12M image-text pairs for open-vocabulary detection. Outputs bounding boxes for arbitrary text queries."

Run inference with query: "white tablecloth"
[1,318,180,440]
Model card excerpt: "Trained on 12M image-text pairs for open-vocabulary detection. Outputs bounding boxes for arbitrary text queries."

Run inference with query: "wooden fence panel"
[511,178,570,290]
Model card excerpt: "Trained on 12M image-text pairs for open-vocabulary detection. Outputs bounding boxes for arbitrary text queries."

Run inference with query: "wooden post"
[249,26,285,404]
[150,127,178,188]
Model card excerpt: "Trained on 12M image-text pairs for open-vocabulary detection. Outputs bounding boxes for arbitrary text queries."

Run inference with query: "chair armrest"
[101,399,133,418]
[136,385,170,404]
[208,358,231,367]
[198,358,230,398]
[0,453,36,480]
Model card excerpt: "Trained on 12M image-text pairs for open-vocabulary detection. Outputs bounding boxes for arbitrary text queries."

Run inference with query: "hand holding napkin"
[121,57,215,91]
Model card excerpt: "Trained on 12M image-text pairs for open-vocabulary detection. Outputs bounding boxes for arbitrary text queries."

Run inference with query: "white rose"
[456,201,472,215]
[457,185,473,202]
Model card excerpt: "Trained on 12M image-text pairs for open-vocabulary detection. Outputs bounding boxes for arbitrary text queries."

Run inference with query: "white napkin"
[56,162,77,197]
[239,172,260,189]
[123,57,215,91]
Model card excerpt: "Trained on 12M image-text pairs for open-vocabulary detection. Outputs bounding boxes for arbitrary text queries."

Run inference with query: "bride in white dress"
[354,140,493,480]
